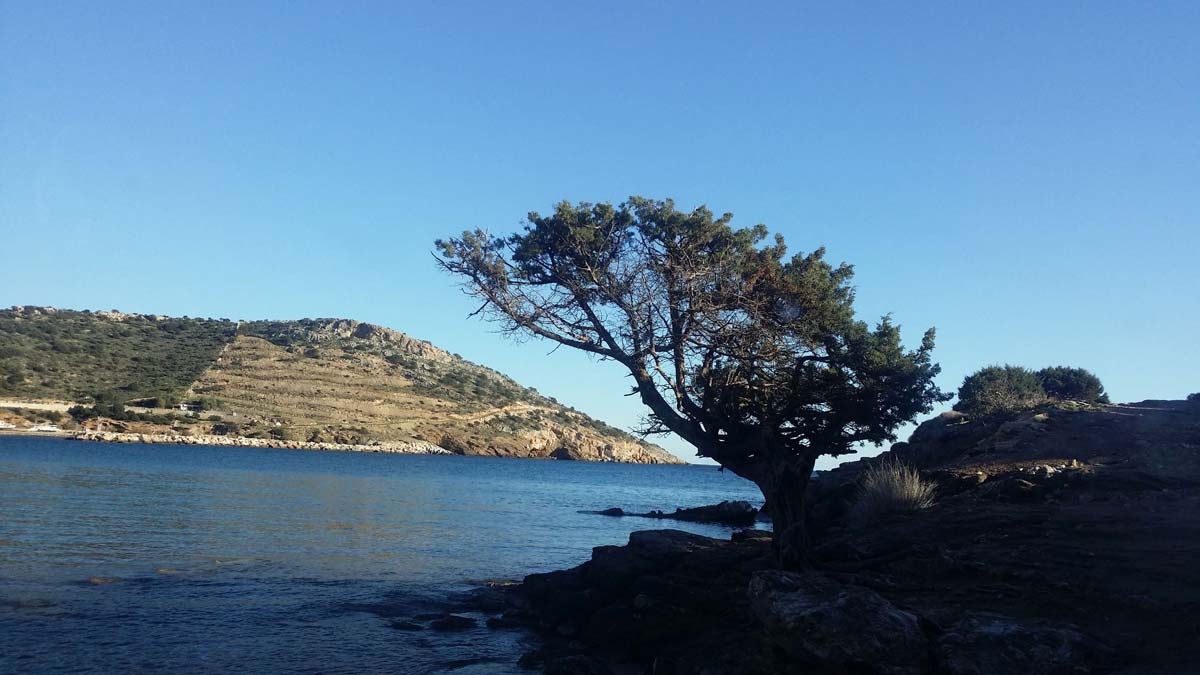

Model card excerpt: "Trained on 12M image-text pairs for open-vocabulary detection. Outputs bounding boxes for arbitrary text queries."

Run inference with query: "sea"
[0,436,761,674]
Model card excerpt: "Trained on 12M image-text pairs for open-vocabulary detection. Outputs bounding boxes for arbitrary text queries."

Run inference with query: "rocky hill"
[475,398,1200,673]
[0,306,682,464]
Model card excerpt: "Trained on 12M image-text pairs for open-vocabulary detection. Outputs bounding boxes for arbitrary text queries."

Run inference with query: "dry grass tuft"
[851,459,936,527]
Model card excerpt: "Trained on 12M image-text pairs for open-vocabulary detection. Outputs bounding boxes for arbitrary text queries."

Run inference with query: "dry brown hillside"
[0,308,682,464]
[191,333,678,463]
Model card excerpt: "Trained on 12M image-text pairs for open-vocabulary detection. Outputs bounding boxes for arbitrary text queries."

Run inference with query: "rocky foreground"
[460,399,1200,674]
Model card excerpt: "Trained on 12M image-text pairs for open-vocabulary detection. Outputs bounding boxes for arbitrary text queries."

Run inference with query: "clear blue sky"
[2,2,1197,467]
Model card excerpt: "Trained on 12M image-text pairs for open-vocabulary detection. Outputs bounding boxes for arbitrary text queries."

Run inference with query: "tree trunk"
[760,454,818,570]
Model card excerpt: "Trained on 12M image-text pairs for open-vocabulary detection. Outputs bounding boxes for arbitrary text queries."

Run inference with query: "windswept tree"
[436,197,949,568]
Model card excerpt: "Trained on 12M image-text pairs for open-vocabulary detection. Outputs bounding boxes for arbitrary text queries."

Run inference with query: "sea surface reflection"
[0,437,760,673]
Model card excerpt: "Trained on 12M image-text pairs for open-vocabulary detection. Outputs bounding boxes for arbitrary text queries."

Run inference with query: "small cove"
[0,436,759,674]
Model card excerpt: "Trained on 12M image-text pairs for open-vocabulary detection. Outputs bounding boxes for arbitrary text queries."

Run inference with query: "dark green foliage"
[68,405,99,422]
[8,407,69,426]
[0,309,235,402]
[957,364,1112,416]
[127,393,182,409]
[68,401,176,425]
[406,361,543,410]
[437,196,951,567]
[1186,392,1199,402]
[954,365,1047,415]
[211,422,241,435]
[1036,366,1109,404]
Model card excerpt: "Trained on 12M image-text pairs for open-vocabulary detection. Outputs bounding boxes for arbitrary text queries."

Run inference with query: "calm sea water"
[0,436,761,674]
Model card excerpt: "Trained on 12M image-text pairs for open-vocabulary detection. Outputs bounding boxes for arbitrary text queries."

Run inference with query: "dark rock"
[485,615,523,629]
[627,529,727,559]
[661,500,758,526]
[454,584,511,612]
[583,501,759,526]
[936,612,1113,674]
[732,528,773,543]
[543,654,614,675]
[748,569,929,675]
[583,603,641,651]
[584,530,727,594]
[517,649,543,669]
[429,614,476,631]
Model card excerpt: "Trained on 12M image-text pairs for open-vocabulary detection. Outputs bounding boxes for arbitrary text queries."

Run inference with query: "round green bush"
[954,365,1046,416]
[1036,366,1109,404]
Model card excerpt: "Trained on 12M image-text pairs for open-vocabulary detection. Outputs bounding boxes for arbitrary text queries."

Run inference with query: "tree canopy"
[437,197,950,566]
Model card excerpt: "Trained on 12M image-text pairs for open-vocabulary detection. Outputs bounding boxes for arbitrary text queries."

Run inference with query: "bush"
[68,405,99,422]
[1188,392,1200,403]
[1036,366,1108,404]
[954,365,1046,416]
[211,422,240,436]
[850,460,936,527]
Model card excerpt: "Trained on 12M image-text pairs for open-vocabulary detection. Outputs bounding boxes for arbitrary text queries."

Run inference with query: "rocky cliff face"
[239,318,455,363]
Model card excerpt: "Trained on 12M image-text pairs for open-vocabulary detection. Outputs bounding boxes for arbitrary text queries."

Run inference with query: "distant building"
[0,421,16,430]
[29,424,60,432]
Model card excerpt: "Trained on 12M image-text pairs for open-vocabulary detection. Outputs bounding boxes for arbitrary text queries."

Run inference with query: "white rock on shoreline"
[72,431,452,455]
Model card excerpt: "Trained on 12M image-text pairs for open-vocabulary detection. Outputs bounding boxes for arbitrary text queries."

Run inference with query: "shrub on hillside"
[211,422,240,436]
[1037,366,1109,404]
[850,460,936,527]
[1188,392,1200,403]
[954,365,1046,416]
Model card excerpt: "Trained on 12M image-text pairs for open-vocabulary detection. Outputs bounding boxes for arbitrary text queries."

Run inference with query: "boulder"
[429,614,475,631]
[543,655,614,675]
[936,612,1112,675]
[664,500,758,526]
[583,501,758,526]
[585,530,727,594]
[748,570,928,675]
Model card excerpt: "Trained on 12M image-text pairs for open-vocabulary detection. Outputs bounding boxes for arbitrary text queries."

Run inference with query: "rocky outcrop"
[72,431,450,454]
[586,500,759,525]
[507,530,782,673]
[263,318,456,363]
[936,612,1113,675]
[512,425,682,464]
[470,399,1200,673]
[748,570,928,674]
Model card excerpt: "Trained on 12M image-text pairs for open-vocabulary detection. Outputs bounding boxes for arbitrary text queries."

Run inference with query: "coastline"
[0,427,688,463]
[468,400,1200,674]
[63,430,453,455]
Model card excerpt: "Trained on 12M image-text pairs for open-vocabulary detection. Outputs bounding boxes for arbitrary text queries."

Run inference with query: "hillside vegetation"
[0,307,680,464]
[0,308,235,401]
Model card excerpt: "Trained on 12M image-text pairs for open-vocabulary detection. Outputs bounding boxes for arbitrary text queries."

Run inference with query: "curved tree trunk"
[759,454,818,570]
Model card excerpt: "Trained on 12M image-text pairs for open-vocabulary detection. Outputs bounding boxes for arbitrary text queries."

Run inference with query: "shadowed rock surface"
[583,500,759,526]
[469,399,1200,674]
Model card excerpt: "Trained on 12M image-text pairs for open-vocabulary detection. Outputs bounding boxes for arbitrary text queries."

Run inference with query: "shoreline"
[37,430,453,455]
[1,428,705,464]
